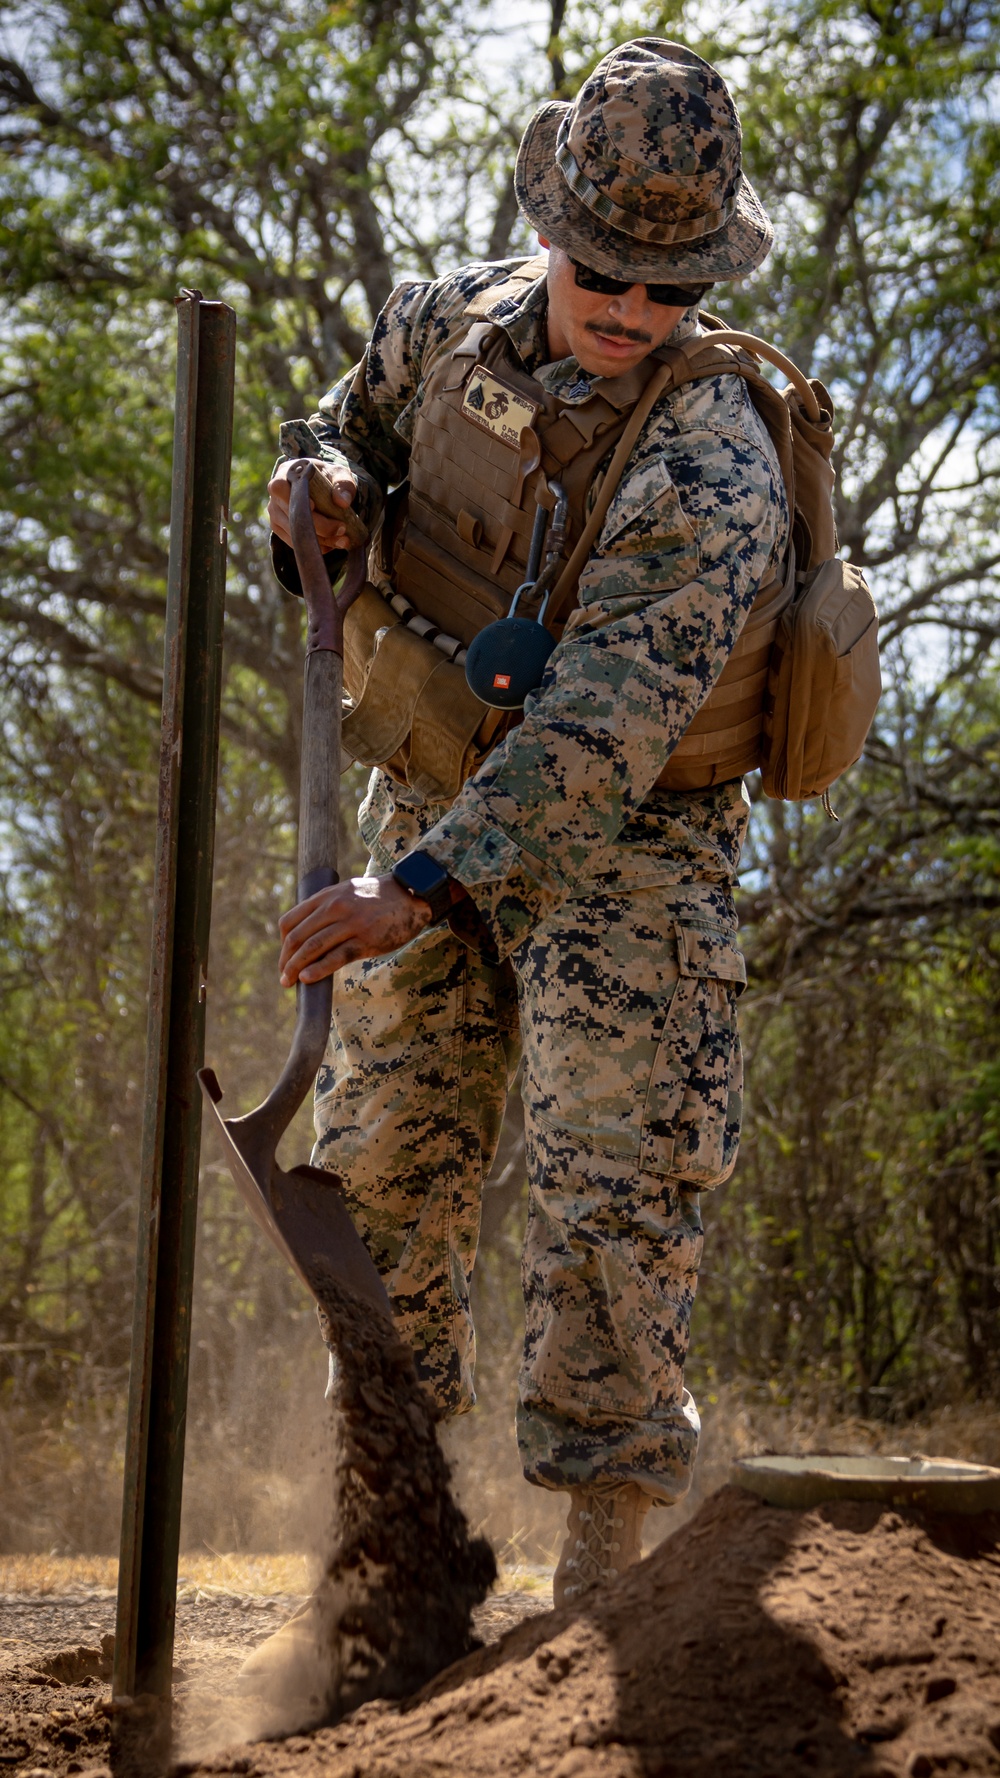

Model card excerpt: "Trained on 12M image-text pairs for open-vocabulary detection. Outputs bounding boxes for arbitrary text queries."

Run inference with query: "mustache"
[584,319,653,346]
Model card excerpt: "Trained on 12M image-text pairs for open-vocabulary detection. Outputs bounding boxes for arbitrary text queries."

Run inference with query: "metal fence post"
[114,291,236,1706]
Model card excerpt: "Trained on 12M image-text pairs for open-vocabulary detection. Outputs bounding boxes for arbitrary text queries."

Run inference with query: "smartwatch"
[392,850,454,924]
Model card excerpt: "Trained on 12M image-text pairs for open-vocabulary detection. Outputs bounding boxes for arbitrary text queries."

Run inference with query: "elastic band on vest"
[389,590,468,667]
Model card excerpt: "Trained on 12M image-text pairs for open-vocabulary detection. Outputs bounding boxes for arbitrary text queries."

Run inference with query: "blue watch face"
[398,852,448,897]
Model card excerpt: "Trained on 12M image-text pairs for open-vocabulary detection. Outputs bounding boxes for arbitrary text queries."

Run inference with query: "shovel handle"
[288,462,342,891]
[269,466,371,1130]
[297,648,342,892]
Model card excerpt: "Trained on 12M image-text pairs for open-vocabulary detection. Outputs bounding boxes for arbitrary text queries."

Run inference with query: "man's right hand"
[268,458,359,553]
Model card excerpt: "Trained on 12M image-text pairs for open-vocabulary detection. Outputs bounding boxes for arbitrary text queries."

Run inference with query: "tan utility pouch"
[761,557,881,799]
[341,582,499,802]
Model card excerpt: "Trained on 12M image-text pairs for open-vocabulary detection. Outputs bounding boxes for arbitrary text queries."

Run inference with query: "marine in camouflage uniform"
[271,39,788,1598]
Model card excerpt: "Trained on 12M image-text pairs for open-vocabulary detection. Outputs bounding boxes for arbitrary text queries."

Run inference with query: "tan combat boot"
[237,1577,346,1713]
[553,1479,651,1608]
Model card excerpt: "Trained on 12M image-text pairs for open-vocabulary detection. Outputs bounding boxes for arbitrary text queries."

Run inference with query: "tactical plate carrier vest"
[341,260,789,804]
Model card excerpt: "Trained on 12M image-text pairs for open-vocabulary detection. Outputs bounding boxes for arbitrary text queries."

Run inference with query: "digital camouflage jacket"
[305,257,789,963]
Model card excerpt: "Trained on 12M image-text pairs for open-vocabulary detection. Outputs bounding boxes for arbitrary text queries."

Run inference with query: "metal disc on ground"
[732,1453,1000,1514]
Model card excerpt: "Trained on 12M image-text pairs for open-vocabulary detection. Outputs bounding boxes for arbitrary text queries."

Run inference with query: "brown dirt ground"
[0,1579,546,1770]
[3,1486,1000,1778]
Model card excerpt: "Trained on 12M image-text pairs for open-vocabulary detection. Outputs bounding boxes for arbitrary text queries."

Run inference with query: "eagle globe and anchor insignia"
[461,365,539,448]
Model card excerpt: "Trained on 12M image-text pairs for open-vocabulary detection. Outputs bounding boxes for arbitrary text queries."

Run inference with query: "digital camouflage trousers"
[312,884,745,1504]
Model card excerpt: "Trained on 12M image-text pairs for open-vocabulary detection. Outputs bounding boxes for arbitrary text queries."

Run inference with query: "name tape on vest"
[462,366,540,449]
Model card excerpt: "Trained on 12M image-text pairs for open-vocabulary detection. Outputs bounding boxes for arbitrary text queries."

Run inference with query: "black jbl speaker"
[465,617,557,710]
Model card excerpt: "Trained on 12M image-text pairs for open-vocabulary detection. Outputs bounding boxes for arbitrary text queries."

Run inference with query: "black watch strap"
[392,850,454,924]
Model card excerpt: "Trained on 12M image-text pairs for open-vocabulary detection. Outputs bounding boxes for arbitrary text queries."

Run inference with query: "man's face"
[542,243,687,377]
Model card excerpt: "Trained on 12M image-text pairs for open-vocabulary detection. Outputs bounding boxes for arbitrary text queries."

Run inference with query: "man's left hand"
[278,875,432,986]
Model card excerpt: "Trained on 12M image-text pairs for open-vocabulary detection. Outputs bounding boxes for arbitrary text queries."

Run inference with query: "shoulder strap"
[546,360,677,626]
[679,330,837,568]
[678,329,822,422]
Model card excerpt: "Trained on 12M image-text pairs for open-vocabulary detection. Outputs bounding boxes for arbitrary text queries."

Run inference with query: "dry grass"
[0,1552,313,1598]
[0,1553,119,1595]
[697,1386,1000,1475]
[0,1550,546,1600]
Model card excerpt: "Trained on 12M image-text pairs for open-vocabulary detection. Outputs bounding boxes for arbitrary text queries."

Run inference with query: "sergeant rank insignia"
[462,366,540,448]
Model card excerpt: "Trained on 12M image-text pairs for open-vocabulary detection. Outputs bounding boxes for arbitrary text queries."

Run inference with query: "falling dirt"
[287,1265,497,1722]
[4,1487,1000,1775]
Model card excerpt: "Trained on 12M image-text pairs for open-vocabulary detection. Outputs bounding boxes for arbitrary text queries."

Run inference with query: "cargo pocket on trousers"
[639,924,746,1187]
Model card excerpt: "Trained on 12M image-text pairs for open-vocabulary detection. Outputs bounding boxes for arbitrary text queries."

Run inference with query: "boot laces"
[564,1489,627,1599]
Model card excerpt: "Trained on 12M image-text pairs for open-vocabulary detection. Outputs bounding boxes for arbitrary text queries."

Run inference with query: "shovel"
[198,460,391,1320]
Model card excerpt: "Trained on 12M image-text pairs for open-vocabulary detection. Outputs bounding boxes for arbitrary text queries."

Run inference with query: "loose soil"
[3,1486,1000,1776]
[302,1268,496,1720]
[0,1580,546,1772]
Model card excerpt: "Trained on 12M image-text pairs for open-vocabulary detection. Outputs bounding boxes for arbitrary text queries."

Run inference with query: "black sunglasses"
[570,255,712,308]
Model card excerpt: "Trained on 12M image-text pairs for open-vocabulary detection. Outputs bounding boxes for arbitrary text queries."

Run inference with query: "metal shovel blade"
[198,1066,392,1320]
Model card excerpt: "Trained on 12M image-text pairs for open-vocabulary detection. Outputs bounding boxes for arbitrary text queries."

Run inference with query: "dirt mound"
[0,1271,498,1765]
[182,1483,1000,1777]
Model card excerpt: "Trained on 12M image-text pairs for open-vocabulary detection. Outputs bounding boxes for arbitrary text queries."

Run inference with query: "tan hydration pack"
[647,325,881,803]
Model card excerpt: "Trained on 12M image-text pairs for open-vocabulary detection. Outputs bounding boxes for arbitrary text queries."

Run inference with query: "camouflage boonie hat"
[515,38,772,284]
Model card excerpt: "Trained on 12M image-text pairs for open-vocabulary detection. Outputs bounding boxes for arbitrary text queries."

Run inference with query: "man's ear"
[537,235,550,249]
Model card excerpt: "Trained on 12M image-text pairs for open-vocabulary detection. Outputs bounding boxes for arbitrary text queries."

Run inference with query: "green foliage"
[697,668,1000,1408]
[696,932,1000,1407]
